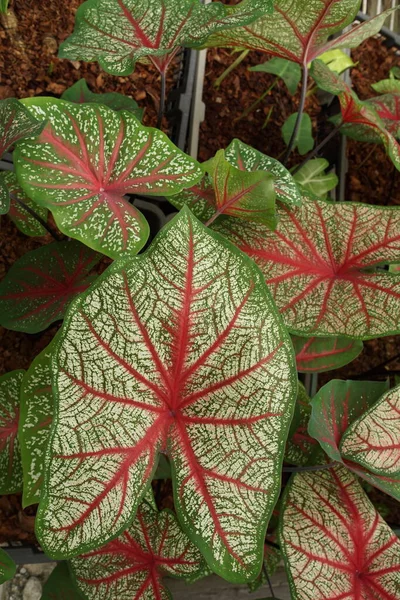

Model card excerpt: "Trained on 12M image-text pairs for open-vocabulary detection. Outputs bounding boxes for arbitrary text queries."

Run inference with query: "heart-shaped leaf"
[201,1,398,67]
[59,0,270,76]
[282,113,314,156]
[61,79,144,119]
[293,335,363,373]
[70,499,206,599]
[36,208,297,582]
[372,79,400,95]
[1,172,48,236]
[0,240,100,334]
[0,549,16,585]
[280,465,400,600]
[318,48,357,75]
[293,158,338,200]
[250,58,301,95]
[14,98,202,258]
[19,335,58,507]
[212,196,400,339]
[0,370,24,494]
[41,562,85,600]
[364,94,400,140]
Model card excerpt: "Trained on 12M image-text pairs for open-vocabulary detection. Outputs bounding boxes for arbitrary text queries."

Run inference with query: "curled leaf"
[293,158,338,200]
[250,58,301,95]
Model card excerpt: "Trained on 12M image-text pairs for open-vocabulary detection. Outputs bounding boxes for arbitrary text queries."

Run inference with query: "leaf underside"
[280,465,400,600]
[0,370,24,495]
[41,562,85,600]
[292,335,363,373]
[212,195,400,339]
[2,172,48,236]
[250,57,301,95]
[0,240,100,334]
[37,208,297,583]
[293,158,338,200]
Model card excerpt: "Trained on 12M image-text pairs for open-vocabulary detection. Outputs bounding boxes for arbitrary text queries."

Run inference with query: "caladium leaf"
[14,98,202,259]
[250,58,301,95]
[372,79,400,95]
[71,499,206,599]
[1,172,48,236]
[285,382,320,467]
[341,384,400,477]
[365,94,400,140]
[0,240,100,334]
[280,465,400,600]
[311,60,400,171]
[282,113,314,156]
[61,79,144,119]
[37,208,297,582]
[293,158,338,200]
[201,1,398,67]
[0,174,10,215]
[0,549,16,584]
[59,0,270,76]
[318,48,357,75]
[19,335,59,508]
[0,370,24,494]
[168,175,216,222]
[212,196,400,339]
[41,562,85,600]
[292,335,363,373]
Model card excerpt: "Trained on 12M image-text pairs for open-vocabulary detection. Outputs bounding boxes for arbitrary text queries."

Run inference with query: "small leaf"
[366,93,400,140]
[2,172,48,236]
[250,57,301,95]
[59,0,270,76]
[0,240,100,334]
[71,499,206,599]
[0,549,16,585]
[212,196,400,339]
[293,335,363,373]
[15,98,202,259]
[372,79,400,94]
[0,98,45,157]
[37,208,297,582]
[282,113,314,155]
[280,465,400,600]
[61,79,144,119]
[318,48,357,75]
[0,173,10,215]
[19,335,59,507]
[285,382,321,467]
[0,370,24,494]
[41,562,85,600]
[293,158,338,199]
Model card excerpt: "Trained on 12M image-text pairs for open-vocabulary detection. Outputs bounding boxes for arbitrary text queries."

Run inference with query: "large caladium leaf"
[0,370,24,494]
[59,0,270,76]
[14,98,202,258]
[19,336,59,507]
[0,240,100,334]
[212,196,400,339]
[1,172,48,236]
[61,79,144,120]
[280,465,400,600]
[71,500,206,599]
[200,1,398,67]
[42,562,85,600]
[292,335,363,373]
[0,549,16,585]
[311,60,400,171]
[37,208,297,581]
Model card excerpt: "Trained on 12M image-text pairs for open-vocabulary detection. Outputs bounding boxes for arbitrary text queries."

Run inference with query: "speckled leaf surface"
[19,335,59,508]
[280,465,400,600]
[14,98,202,258]
[168,175,216,222]
[372,79,400,94]
[59,0,270,76]
[41,562,85,600]
[292,335,363,373]
[0,549,16,585]
[0,240,100,334]
[2,172,48,236]
[37,208,297,583]
[212,196,400,339]
[61,79,144,119]
[71,500,206,599]
[201,1,397,66]
[0,370,24,494]
[0,98,45,156]
[365,94,400,140]
[0,174,9,215]
[285,382,320,467]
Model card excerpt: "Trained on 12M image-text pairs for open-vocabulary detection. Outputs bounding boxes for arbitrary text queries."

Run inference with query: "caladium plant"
[0,370,24,494]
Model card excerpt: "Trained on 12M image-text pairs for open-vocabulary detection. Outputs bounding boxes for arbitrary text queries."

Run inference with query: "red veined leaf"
[14,98,202,259]
[212,195,400,339]
[70,499,206,599]
[41,562,85,600]
[0,240,100,334]
[311,60,400,171]
[59,0,270,76]
[308,379,389,464]
[0,370,24,494]
[363,94,400,140]
[0,549,16,585]
[19,335,59,507]
[0,173,10,215]
[168,174,216,222]
[2,172,48,236]
[280,465,400,600]
[372,79,400,95]
[200,1,398,68]
[292,335,363,373]
[285,382,321,467]
[36,208,297,582]
[341,384,400,477]
[61,79,144,120]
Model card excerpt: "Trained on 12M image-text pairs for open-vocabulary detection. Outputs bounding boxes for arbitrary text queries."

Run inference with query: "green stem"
[283,62,308,166]
[235,78,278,122]
[214,49,249,88]
[291,122,343,175]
